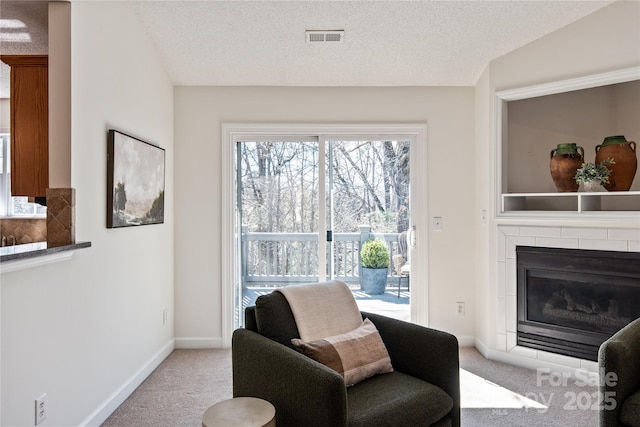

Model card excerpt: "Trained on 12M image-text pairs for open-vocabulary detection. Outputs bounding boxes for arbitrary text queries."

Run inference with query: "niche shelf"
[502,191,640,213]
[495,67,640,216]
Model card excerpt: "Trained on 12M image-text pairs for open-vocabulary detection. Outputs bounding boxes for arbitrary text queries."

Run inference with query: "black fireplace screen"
[517,246,640,361]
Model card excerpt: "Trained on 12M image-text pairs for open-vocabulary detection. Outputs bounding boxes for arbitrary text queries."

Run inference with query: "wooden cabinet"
[0,55,48,198]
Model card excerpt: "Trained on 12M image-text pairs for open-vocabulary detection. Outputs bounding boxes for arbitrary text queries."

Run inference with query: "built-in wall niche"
[496,68,640,215]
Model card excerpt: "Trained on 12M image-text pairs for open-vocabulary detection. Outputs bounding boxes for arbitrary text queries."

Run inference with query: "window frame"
[0,133,47,218]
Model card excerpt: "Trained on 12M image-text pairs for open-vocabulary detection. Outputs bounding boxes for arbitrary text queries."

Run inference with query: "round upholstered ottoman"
[202,397,276,427]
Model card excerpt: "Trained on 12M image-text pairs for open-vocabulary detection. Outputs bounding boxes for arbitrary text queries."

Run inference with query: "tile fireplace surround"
[494,224,640,373]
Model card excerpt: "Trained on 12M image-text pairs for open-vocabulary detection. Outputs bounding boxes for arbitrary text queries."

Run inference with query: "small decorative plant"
[574,158,615,185]
[360,238,390,269]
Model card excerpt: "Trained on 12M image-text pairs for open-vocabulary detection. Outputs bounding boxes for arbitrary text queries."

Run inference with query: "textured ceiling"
[132,0,614,87]
[0,0,615,98]
[0,1,48,98]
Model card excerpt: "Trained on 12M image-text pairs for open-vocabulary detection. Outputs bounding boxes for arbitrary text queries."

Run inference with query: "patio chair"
[393,231,411,297]
[232,281,460,427]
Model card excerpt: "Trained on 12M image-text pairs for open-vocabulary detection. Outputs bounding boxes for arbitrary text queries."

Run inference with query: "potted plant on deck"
[574,158,615,192]
[360,238,390,295]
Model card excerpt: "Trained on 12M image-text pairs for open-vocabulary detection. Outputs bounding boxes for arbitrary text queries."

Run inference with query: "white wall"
[490,1,640,92]
[174,86,476,345]
[474,65,493,347]
[0,99,8,132]
[48,1,72,188]
[1,2,174,426]
[475,0,640,351]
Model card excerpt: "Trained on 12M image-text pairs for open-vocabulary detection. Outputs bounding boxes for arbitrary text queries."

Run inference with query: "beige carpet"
[459,348,598,427]
[102,347,598,427]
[101,349,233,427]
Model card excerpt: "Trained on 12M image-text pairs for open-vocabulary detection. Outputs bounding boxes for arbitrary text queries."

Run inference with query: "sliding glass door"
[234,136,412,327]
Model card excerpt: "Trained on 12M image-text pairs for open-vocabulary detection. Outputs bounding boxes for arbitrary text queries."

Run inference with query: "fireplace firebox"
[517,246,640,361]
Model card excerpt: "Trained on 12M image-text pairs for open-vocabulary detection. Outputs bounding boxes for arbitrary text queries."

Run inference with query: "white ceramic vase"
[581,181,606,192]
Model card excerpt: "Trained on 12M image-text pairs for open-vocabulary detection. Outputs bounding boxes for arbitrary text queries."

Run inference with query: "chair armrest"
[232,328,348,427]
[599,317,640,427]
[363,312,460,427]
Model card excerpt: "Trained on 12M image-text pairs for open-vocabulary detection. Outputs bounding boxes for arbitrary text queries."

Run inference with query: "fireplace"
[517,246,640,361]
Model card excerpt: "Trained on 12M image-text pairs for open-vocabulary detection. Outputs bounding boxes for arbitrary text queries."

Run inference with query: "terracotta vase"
[595,135,637,191]
[550,143,584,192]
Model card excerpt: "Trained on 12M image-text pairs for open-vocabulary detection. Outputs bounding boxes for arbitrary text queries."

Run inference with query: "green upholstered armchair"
[599,317,640,427]
[232,291,460,427]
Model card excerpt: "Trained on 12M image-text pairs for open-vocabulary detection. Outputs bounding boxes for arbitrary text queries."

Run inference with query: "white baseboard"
[175,337,224,349]
[474,337,490,358]
[79,339,175,427]
[457,336,475,347]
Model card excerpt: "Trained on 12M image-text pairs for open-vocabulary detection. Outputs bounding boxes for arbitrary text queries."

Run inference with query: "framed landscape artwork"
[107,129,165,228]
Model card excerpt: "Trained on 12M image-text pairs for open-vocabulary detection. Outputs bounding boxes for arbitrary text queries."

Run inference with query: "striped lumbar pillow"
[291,318,393,386]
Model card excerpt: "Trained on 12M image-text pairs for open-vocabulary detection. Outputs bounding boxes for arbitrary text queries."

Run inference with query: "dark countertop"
[0,241,92,263]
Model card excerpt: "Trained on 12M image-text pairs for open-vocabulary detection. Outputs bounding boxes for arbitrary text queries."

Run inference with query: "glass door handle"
[408,225,417,249]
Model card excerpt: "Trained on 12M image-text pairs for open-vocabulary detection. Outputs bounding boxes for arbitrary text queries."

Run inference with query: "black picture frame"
[107,129,165,228]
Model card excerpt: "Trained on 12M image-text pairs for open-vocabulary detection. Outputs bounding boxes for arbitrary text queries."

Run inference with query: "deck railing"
[241,225,404,286]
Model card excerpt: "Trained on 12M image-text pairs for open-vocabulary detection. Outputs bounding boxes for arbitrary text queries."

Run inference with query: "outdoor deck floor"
[241,285,410,323]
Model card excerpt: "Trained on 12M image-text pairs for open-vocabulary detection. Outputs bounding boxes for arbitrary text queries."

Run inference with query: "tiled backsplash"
[0,188,75,248]
[0,218,47,245]
[47,188,76,247]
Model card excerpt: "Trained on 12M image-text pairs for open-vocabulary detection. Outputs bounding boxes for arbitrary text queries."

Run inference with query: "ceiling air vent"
[306,30,344,44]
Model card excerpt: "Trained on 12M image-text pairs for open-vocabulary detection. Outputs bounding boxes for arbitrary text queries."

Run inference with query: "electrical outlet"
[163,308,168,325]
[35,394,47,425]
[455,302,465,316]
